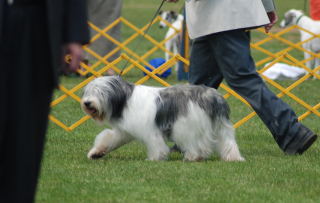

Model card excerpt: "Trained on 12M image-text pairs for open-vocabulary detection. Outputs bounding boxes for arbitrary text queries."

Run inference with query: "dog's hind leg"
[87,129,132,159]
[181,139,211,162]
[173,39,179,73]
[143,133,170,161]
[304,52,312,78]
[313,57,320,80]
[214,119,245,162]
[165,39,172,64]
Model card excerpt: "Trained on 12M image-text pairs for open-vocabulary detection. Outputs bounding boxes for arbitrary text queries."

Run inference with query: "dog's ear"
[159,10,163,15]
[170,10,178,19]
[284,13,294,26]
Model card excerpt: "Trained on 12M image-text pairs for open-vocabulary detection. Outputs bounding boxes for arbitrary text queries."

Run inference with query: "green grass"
[36,0,320,202]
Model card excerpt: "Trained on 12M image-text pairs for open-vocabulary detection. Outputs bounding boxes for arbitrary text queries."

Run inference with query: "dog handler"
[165,0,317,155]
[0,0,90,202]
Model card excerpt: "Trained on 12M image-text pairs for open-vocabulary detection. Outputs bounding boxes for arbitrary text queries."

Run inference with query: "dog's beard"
[81,99,107,124]
[87,107,97,114]
[81,101,96,115]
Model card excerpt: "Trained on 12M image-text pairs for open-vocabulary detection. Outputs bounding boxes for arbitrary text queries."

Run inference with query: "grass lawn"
[36,0,320,202]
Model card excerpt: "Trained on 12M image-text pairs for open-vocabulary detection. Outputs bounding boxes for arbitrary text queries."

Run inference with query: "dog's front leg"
[87,129,132,159]
[143,133,170,161]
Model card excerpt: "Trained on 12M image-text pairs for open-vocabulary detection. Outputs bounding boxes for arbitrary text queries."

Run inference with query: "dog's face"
[81,78,111,124]
[280,9,304,28]
[81,76,135,124]
[159,10,178,28]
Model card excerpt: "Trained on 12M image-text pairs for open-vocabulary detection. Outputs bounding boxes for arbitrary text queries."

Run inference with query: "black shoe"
[170,144,182,153]
[284,125,317,155]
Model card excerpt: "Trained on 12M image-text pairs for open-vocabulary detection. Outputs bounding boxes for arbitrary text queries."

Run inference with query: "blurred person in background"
[310,0,320,20]
[83,0,122,76]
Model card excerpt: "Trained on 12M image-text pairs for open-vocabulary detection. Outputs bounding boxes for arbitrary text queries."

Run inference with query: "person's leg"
[205,29,316,151]
[0,28,10,191]
[0,83,53,203]
[189,36,223,89]
[86,0,122,76]
[0,5,54,203]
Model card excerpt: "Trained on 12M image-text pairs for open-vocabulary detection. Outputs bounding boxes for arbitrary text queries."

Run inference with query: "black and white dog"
[81,76,244,162]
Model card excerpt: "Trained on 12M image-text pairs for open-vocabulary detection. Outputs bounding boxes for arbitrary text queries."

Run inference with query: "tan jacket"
[185,0,276,39]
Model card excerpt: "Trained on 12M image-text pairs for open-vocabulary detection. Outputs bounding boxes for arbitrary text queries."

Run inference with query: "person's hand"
[62,42,83,73]
[163,0,179,3]
[265,11,278,33]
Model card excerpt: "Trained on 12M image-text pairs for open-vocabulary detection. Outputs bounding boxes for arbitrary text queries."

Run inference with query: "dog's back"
[155,84,230,136]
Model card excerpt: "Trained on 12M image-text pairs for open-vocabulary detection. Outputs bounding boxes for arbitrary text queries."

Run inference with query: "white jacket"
[185,0,276,39]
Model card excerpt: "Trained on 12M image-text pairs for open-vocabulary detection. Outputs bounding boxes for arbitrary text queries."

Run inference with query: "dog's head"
[280,9,304,28]
[159,10,179,28]
[81,77,111,124]
[81,76,134,124]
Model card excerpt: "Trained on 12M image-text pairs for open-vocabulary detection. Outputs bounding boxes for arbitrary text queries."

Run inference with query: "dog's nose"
[84,101,91,107]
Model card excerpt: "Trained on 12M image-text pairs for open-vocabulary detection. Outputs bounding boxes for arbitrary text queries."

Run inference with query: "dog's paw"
[87,148,107,159]
[222,156,245,162]
[146,154,169,161]
[183,155,205,162]
[145,158,168,161]
[90,153,106,159]
[182,152,205,162]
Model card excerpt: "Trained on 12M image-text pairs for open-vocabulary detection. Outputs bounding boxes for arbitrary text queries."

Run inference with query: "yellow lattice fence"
[252,25,320,68]
[49,17,320,132]
[77,15,183,77]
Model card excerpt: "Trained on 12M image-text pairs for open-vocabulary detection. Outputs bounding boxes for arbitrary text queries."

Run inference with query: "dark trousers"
[188,29,301,150]
[0,4,54,203]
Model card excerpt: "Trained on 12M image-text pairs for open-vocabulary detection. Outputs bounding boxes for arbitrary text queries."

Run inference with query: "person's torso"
[185,0,270,39]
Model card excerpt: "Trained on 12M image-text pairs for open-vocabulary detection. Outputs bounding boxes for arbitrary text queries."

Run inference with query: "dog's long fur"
[81,76,244,161]
[280,9,320,79]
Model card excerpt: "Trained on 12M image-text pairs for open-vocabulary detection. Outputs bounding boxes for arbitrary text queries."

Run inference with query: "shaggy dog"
[81,76,244,162]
